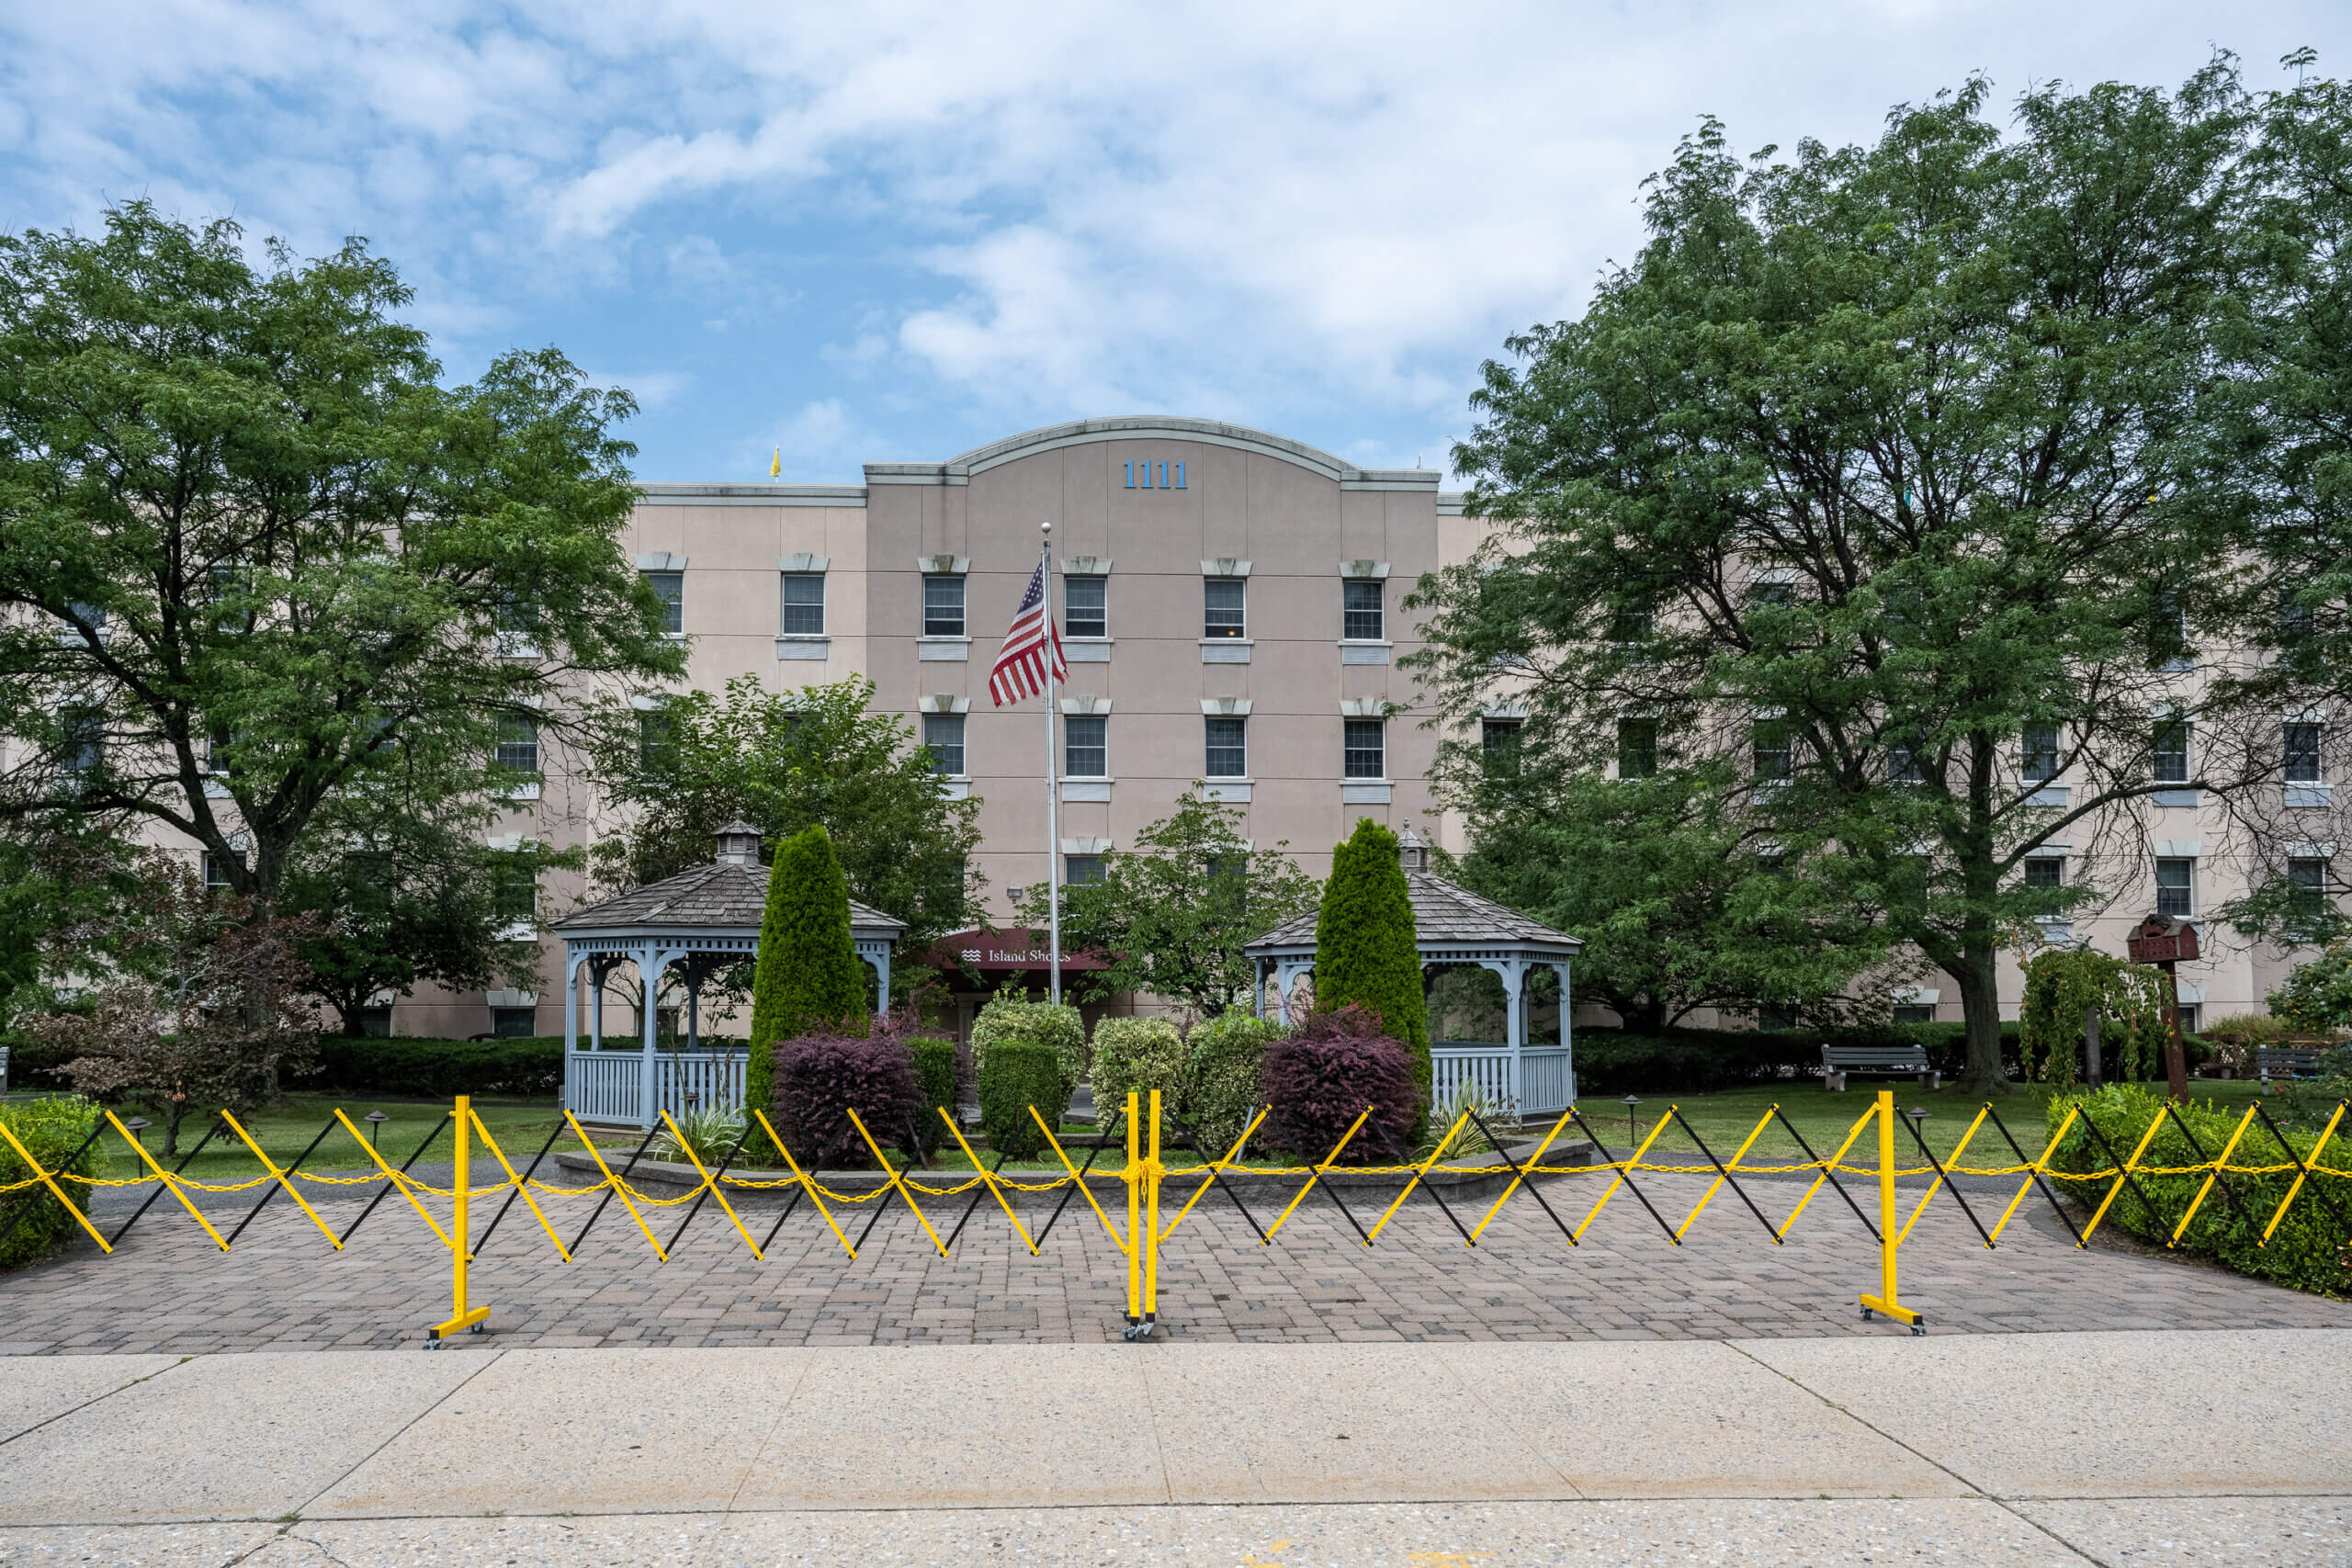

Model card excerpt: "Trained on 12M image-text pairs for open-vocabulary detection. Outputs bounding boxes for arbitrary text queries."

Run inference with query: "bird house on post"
[2125,914,2200,965]
[2124,913,2198,1100]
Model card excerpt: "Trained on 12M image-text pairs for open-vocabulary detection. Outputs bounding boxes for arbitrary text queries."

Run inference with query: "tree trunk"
[1952,951,2009,1095]
[1623,997,1668,1034]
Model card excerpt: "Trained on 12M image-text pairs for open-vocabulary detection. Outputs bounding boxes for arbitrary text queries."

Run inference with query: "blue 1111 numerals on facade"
[1124,460,1185,490]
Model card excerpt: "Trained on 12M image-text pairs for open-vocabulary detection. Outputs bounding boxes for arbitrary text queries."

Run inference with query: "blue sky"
[4,2,2348,484]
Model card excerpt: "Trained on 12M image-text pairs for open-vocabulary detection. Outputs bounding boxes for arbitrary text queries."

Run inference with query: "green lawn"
[1568,1078,2277,1171]
[89,1095,627,1187]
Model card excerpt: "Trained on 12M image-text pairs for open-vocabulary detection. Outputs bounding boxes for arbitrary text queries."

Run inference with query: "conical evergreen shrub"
[745,825,871,1135]
[1313,818,1428,1134]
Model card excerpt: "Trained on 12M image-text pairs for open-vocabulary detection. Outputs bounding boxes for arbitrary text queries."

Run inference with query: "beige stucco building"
[359,414,2330,1044]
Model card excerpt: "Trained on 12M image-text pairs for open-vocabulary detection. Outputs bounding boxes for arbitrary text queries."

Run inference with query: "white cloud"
[4,0,2347,470]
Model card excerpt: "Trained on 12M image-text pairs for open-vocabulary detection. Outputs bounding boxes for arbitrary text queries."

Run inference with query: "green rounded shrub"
[978,1040,1065,1161]
[1089,1017,1184,1123]
[0,1096,103,1273]
[967,993,1085,1120]
[1182,1012,1279,1156]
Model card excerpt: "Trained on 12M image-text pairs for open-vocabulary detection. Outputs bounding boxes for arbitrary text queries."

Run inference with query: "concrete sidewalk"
[0,1331,2346,1564]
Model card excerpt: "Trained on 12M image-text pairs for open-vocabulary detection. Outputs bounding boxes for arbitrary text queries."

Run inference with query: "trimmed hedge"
[978,1040,1064,1161]
[2046,1085,2350,1296]
[910,1036,957,1157]
[0,1096,103,1272]
[307,1036,567,1099]
[968,996,1085,1122]
[1183,1012,1278,1157]
[1090,1017,1184,1122]
[2,1033,80,1092]
[1568,1021,2051,1095]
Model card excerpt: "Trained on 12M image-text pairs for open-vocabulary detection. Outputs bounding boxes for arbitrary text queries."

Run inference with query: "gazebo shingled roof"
[549,860,905,936]
[1245,870,1579,955]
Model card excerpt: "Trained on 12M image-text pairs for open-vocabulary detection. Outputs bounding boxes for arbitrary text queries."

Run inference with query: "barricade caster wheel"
[469,1324,486,1334]
[1910,1324,1926,1337]
[1121,1325,1137,1341]
[1860,1307,1872,1321]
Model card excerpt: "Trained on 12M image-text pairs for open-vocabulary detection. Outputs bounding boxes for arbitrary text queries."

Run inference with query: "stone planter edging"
[549,1137,1598,1212]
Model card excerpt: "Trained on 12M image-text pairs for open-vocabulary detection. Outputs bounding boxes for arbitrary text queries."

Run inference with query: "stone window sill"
[919,637,972,661]
[1340,780,1393,804]
[775,635,831,660]
[1340,640,1392,665]
[1065,637,1113,663]
[1204,780,1253,802]
[1061,779,1113,803]
[2286,784,2332,808]
[1202,638,1252,664]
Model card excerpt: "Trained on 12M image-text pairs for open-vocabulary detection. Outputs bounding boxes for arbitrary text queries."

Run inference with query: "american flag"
[988,555,1067,705]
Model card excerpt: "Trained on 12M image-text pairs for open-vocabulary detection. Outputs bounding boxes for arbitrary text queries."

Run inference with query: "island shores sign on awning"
[930,927,1108,976]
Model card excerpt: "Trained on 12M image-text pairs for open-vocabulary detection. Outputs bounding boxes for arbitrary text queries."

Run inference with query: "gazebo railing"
[1432,1041,1575,1120]
[565,1045,750,1129]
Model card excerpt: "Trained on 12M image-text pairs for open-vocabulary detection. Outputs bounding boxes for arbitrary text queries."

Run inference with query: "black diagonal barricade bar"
[12,1087,2349,1346]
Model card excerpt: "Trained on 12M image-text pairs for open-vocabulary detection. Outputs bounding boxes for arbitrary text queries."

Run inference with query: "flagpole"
[1041,521,1062,1007]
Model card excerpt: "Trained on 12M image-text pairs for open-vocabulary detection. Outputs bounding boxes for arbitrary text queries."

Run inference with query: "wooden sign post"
[2125,914,2199,1101]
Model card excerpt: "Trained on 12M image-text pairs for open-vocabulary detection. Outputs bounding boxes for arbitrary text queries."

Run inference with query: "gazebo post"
[590,957,606,1048]
[638,945,664,1133]
[561,947,582,1111]
[686,963,702,1053]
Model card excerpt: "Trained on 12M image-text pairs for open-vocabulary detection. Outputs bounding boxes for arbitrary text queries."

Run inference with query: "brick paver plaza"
[2,1170,2338,1353]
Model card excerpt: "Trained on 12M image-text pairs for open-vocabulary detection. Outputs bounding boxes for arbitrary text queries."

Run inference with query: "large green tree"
[0,202,683,911]
[1012,786,1318,1017]
[2215,53,2352,945]
[1413,65,2276,1093]
[1313,818,1429,1118]
[1453,760,1904,1032]
[277,779,563,1034]
[589,675,983,960]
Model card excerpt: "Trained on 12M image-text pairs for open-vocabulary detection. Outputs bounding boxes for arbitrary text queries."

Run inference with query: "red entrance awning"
[930,927,1109,973]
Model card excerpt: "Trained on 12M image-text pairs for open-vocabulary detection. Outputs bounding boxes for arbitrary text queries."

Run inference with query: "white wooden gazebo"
[1245,828,1582,1117]
[553,821,905,1129]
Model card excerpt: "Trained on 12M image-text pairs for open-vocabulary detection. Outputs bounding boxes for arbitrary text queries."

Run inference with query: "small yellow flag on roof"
[770,446,782,478]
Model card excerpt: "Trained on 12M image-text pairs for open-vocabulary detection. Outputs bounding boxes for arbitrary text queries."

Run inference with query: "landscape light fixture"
[364,1110,388,1148]
[124,1116,149,1153]
[1622,1095,1642,1145]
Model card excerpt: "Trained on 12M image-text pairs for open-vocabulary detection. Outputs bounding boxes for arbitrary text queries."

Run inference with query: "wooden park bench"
[1821,1042,1939,1092]
[2256,1043,2341,1087]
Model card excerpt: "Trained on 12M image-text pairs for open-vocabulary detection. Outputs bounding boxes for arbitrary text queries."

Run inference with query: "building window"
[1611,601,1654,644]
[356,1007,393,1039]
[1758,1003,1799,1032]
[490,1007,537,1040]
[2023,723,2061,784]
[2176,1002,2201,1034]
[1064,576,1106,638]
[1342,579,1384,640]
[1749,580,1795,609]
[923,574,966,637]
[2154,857,2194,919]
[202,852,237,894]
[1892,1003,1935,1025]
[2285,722,2323,785]
[1888,738,1927,784]
[2153,720,2190,784]
[781,573,826,636]
[1618,717,1658,779]
[493,713,539,773]
[207,728,234,777]
[2151,587,2190,669]
[58,707,103,774]
[1065,854,1106,886]
[2024,857,2064,890]
[2288,856,2330,938]
[1752,720,1792,782]
[1065,714,1107,777]
[491,859,538,929]
[637,710,675,773]
[1204,578,1246,638]
[1343,718,1385,780]
[642,570,684,635]
[1204,716,1247,778]
[922,713,967,776]
[1481,718,1522,760]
